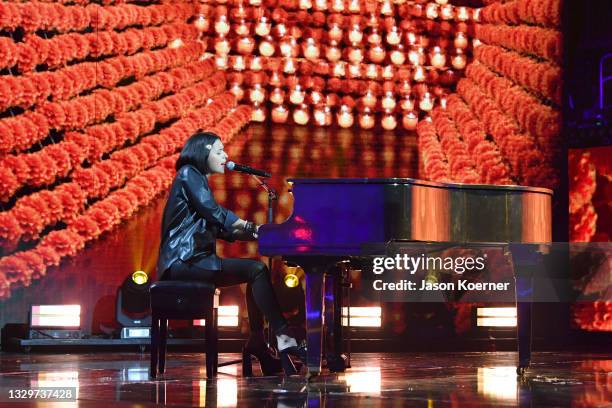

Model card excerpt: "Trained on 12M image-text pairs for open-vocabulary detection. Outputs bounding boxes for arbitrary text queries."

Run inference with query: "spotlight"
[117,271,152,338]
[132,270,148,285]
[284,273,300,288]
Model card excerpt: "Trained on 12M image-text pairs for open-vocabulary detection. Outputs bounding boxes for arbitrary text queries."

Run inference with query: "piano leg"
[511,244,542,376]
[287,256,341,379]
[324,267,346,373]
[305,270,325,379]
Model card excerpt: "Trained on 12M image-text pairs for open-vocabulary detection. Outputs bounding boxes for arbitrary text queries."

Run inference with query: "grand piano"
[258,178,552,378]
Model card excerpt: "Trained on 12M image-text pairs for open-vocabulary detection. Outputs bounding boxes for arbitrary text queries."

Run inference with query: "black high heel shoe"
[242,344,283,376]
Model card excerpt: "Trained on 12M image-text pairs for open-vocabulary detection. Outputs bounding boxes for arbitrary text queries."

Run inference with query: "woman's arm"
[228,219,259,241]
[181,166,235,230]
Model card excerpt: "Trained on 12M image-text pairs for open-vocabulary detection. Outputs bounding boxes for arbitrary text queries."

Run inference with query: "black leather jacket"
[157,165,238,279]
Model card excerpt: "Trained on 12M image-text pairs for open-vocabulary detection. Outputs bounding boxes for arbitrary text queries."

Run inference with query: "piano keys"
[259,178,552,378]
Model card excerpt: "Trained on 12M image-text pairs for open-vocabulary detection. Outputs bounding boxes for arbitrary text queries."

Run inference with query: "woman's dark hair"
[175,132,221,174]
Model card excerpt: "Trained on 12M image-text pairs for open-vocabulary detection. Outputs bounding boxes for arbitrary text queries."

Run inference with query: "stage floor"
[0,351,609,407]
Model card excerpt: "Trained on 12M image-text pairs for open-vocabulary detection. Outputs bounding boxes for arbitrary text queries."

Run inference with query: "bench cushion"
[150,281,216,318]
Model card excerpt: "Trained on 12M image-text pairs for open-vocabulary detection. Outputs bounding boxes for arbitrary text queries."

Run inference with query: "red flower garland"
[0,93,241,246]
[0,2,194,34]
[0,61,220,201]
[479,0,561,28]
[0,41,205,116]
[465,61,561,159]
[417,119,450,182]
[445,94,513,185]
[474,44,561,105]
[456,78,557,189]
[474,24,562,65]
[431,108,480,183]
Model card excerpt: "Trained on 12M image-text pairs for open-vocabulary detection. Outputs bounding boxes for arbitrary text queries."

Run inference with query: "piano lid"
[259,178,553,256]
[285,178,553,195]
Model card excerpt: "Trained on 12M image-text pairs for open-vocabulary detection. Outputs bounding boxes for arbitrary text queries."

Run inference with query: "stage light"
[132,270,148,285]
[342,306,382,327]
[199,379,237,407]
[30,305,81,329]
[340,367,381,394]
[32,371,79,398]
[117,272,152,338]
[477,307,517,327]
[284,273,300,288]
[478,367,517,401]
[193,305,239,327]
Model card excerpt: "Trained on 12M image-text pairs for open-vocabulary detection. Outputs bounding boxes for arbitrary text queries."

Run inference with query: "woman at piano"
[157,132,304,375]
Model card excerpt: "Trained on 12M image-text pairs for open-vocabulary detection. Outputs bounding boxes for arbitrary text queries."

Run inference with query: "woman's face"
[206,139,228,175]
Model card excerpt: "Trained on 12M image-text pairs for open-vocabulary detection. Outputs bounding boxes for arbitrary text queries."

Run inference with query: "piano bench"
[149,281,241,379]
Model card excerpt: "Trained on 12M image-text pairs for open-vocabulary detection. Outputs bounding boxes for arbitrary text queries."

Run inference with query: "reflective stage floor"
[0,351,610,407]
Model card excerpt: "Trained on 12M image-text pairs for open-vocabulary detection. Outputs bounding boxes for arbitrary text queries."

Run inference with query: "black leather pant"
[167,258,287,332]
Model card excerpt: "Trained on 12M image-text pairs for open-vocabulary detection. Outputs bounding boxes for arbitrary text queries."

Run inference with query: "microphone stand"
[250,174,278,349]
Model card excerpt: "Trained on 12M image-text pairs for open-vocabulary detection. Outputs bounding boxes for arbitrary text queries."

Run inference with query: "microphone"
[226,161,271,178]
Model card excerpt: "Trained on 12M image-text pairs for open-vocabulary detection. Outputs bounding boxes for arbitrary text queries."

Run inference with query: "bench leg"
[159,318,168,374]
[150,315,160,379]
[205,309,218,378]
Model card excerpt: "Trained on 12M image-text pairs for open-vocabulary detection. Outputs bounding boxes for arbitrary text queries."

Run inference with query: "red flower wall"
[0,1,252,299]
